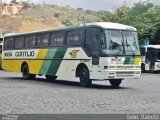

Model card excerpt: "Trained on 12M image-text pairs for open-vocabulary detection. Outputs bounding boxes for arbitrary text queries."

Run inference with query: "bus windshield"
[102,30,140,56]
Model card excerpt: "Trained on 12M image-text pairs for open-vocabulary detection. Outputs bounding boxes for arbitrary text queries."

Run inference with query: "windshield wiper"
[125,38,135,56]
[110,39,125,56]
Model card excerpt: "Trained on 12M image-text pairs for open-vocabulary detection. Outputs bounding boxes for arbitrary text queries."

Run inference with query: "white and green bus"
[140,45,160,73]
[2,22,141,87]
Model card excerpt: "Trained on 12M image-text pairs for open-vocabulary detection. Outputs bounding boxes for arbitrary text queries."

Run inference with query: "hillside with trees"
[0,1,160,44]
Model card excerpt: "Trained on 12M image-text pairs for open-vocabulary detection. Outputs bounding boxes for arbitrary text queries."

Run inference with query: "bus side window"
[37,33,49,47]
[15,36,24,49]
[85,30,101,54]
[66,30,81,45]
[50,32,64,46]
[4,38,14,50]
[86,31,92,44]
[92,30,101,56]
[25,35,36,48]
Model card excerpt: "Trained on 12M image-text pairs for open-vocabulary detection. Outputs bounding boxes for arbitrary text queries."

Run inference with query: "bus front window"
[102,30,124,55]
[102,30,140,56]
[123,31,140,55]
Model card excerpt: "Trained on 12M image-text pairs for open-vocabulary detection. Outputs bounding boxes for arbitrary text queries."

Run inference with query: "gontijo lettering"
[15,51,34,57]
[4,51,35,58]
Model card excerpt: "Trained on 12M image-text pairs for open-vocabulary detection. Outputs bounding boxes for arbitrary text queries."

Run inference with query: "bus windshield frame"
[101,29,140,56]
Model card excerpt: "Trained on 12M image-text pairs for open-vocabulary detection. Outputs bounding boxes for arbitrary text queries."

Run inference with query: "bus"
[140,45,160,73]
[2,22,141,87]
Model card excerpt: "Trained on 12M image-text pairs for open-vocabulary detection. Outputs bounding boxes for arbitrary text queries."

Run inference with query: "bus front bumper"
[90,69,141,80]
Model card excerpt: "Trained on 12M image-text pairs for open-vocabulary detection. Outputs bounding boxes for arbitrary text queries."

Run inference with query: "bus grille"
[116,72,135,78]
[116,66,134,69]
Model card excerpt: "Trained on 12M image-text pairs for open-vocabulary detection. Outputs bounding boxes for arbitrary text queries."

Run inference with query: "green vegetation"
[118,2,160,44]
[0,1,159,44]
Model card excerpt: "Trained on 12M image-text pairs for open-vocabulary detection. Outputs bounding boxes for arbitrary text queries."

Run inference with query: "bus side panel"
[38,48,67,76]
[2,60,23,72]
[56,48,92,77]
[29,49,48,74]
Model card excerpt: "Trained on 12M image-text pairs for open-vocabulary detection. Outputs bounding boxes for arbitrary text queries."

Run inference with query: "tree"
[118,1,160,44]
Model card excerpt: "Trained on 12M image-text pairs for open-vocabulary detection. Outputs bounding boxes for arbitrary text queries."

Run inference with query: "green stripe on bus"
[47,48,67,75]
[39,48,67,76]
[124,57,134,64]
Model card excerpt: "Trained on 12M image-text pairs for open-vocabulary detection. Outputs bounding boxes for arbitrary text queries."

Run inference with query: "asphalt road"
[0,70,160,114]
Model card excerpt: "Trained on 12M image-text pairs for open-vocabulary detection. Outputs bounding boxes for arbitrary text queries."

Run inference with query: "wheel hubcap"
[81,70,86,82]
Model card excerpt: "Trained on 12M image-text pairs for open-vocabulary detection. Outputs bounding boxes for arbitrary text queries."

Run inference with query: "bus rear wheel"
[79,67,92,87]
[109,79,122,87]
[45,75,57,81]
[22,64,35,80]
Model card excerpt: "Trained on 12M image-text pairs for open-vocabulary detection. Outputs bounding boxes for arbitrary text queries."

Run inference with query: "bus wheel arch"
[21,62,35,80]
[21,62,28,72]
[76,63,92,87]
[76,63,88,77]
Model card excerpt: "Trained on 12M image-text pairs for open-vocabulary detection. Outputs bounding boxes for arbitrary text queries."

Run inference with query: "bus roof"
[144,45,160,49]
[82,22,137,31]
[4,22,137,37]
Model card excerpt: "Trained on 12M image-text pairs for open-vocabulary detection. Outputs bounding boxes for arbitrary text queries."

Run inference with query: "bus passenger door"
[85,29,101,79]
[86,29,101,65]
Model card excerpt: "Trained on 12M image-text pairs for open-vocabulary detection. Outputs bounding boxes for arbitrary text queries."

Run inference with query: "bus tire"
[109,79,122,87]
[22,64,35,80]
[79,67,92,87]
[45,75,57,81]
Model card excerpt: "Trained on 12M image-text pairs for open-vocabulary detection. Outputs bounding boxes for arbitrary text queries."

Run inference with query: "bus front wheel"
[79,67,92,87]
[109,79,122,87]
[22,64,35,80]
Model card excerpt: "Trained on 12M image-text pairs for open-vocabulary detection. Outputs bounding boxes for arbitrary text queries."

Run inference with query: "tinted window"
[15,36,24,48]
[86,31,92,44]
[25,35,36,48]
[66,30,81,45]
[37,33,50,47]
[50,32,64,46]
[4,37,14,50]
